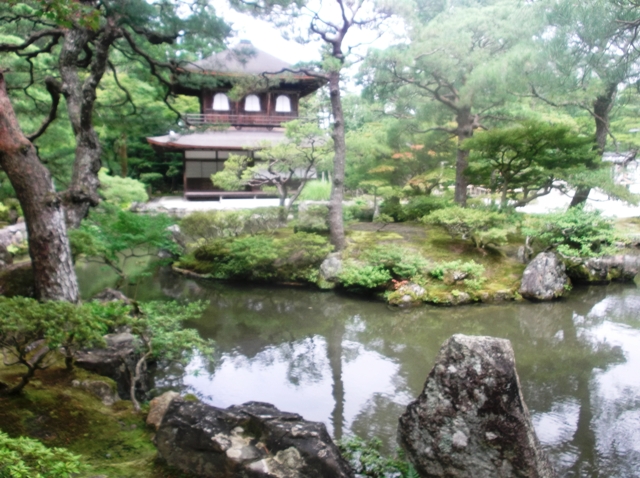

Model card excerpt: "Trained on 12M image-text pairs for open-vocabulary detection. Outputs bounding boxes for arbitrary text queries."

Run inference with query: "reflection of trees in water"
[143,276,640,475]
[515,286,629,477]
[349,393,408,454]
[284,338,327,386]
[327,318,345,440]
[584,283,640,327]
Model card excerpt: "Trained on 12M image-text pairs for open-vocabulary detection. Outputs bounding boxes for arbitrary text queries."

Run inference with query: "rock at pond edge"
[155,399,355,478]
[519,252,570,301]
[398,334,556,478]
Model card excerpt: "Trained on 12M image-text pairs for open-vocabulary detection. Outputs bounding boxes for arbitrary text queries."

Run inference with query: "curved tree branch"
[27,77,62,142]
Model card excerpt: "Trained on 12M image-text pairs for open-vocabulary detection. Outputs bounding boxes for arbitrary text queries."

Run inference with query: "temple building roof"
[147,128,287,151]
[184,40,292,76]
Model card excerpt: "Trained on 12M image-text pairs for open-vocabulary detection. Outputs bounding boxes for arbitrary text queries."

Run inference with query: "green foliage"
[336,243,438,291]
[181,210,248,241]
[212,121,332,209]
[98,169,148,207]
[189,232,332,283]
[399,196,451,221]
[430,260,486,282]
[0,298,128,392]
[338,262,392,290]
[127,301,212,364]
[361,246,431,279]
[379,196,402,222]
[524,208,617,258]
[294,205,329,233]
[70,205,176,261]
[0,431,84,478]
[343,202,374,222]
[464,121,597,207]
[139,172,164,190]
[274,233,334,283]
[298,180,332,201]
[180,208,282,244]
[338,436,416,478]
[69,205,176,284]
[423,206,512,248]
[6,243,28,257]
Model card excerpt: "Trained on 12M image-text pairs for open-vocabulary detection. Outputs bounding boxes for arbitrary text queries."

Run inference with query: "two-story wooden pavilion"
[147,40,324,200]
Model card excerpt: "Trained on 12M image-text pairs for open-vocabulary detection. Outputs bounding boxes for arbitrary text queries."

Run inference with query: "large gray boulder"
[565,254,640,283]
[398,334,555,478]
[519,252,570,301]
[155,399,355,478]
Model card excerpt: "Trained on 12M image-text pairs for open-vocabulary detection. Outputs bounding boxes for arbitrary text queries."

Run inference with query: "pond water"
[77,263,640,477]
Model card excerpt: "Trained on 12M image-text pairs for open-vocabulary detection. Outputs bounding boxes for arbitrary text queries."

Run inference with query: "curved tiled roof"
[184,41,292,76]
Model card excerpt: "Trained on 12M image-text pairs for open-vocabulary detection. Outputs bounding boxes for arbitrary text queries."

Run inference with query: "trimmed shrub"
[188,232,332,283]
[338,261,392,289]
[400,196,451,221]
[180,208,281,243]
[524,207,617,258]
[361,246,431,279]
[98,168,148,206]
[379,196,403,222]
[295,204,329,233]
[423,206,512,248]
[343,203,375,222]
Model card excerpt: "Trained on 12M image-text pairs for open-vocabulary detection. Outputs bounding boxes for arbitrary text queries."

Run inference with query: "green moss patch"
[344,223,524,304]
[0,363,193,477]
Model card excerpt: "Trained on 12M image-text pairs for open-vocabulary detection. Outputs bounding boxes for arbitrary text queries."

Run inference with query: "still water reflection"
[77,264,640,477]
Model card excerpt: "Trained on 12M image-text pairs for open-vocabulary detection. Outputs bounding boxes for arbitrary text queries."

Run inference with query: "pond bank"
[175,222,527,307]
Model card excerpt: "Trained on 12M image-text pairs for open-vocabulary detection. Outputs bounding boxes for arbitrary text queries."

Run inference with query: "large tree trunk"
[454,107,474,206]
[569,83,617,208]
[328,70,346,251]
[0,72,79,302]
[59,28,117,227]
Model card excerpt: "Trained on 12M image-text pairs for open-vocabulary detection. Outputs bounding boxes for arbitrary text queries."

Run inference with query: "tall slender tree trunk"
[0,72,79,302]
[454,107,474,206]
[328,70,346,250]
[569,83,617,208]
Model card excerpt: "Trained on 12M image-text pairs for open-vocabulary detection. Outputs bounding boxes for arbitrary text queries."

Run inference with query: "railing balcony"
[182,113,299,128]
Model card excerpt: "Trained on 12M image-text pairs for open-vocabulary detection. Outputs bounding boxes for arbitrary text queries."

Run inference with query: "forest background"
[2,0,640,300]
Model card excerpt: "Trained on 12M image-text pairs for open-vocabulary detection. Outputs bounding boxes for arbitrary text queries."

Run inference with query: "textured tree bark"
[0,72,79,302]
[59,27,118,227]
[328,71,346,251]
[454,107,474,206]
[569,83,617,208]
